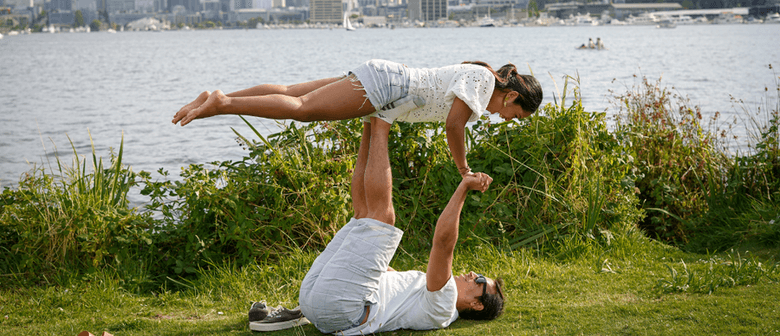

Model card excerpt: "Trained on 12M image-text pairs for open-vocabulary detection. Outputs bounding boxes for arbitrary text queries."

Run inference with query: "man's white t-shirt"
[339,270,459,335]
[398,64,496,123]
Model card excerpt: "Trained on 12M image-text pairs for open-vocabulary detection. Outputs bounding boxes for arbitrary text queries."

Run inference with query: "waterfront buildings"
[1,0,778,30]
[309,0,341,23]
[408,0,446,21]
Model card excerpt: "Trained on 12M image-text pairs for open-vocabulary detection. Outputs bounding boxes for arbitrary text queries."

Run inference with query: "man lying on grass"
[298,116,505,335]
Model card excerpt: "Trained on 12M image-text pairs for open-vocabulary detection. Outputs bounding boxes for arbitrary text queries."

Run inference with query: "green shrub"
[685,73,780,252]
[612,76,731,244]
[464,80,642,251]
[0,134,158,290]
[140,119,359,278]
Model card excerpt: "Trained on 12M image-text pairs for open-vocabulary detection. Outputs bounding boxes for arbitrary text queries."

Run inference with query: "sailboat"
[344,11,356,31]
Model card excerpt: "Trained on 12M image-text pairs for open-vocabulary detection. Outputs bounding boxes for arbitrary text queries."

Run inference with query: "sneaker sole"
[249,317,311,332]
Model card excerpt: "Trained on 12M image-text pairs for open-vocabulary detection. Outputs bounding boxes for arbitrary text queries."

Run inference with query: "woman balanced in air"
[172,59,543,177]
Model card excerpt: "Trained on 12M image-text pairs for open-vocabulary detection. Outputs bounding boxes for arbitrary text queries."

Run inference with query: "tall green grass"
[0,132,158,290]
[610,76,733,243]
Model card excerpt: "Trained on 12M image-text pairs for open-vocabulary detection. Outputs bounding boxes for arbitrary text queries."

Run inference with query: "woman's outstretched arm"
[446,98,475,177]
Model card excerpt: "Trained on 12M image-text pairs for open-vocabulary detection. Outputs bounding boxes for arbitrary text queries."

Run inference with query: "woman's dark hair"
[463,61,543,114]
[458,277,505,321]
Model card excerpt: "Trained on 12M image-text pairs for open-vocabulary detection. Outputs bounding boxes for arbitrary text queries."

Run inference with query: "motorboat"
[713,12,743,24]
[626,13,659,25]
[657,18,676,28]
[766,12,780,23]
[607,18,626,25]
[568,13,598,26]
[670,14,695,25]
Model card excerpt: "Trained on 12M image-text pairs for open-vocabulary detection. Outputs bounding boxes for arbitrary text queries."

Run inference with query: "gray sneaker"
[249,305,310,332]
[248,301,269,322]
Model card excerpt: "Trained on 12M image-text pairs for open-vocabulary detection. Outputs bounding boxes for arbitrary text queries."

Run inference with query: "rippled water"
[1,25,779,190]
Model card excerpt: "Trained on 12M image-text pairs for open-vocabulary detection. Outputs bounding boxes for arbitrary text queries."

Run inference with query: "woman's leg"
[227,77,343,98]
[173,76,376,126]
[173,77,344,125]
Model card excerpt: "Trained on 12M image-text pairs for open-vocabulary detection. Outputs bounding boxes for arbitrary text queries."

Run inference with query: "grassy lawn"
[2,233,778,336]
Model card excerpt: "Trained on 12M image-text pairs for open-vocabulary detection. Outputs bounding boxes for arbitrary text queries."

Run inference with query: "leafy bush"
[464,80,642,251]
[685,72,780,252]
[140,119,359,278]
[0,135,158,290]
[611,76,731,244]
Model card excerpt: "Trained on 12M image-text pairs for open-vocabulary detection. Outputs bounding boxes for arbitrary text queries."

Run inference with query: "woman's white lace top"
[400,64,496,123]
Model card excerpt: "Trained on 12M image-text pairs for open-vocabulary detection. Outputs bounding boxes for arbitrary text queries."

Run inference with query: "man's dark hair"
[459,277,505,320]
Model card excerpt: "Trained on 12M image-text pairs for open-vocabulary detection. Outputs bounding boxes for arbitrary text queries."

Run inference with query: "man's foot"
[248,301,270,322]
[248,305,310,332]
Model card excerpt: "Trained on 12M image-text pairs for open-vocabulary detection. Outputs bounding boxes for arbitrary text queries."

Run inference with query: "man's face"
[454,271,499,311]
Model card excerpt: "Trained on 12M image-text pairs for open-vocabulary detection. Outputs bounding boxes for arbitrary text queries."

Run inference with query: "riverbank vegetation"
[1,73,779,335]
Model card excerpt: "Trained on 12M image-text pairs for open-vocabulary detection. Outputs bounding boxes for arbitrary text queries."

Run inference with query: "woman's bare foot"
[175,90,229,126]
[173,91,210,125]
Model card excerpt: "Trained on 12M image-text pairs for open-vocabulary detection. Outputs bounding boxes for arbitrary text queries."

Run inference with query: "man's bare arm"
[426,173,492,291]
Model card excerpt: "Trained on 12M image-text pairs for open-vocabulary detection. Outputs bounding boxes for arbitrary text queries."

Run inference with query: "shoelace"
[266,306,284,319]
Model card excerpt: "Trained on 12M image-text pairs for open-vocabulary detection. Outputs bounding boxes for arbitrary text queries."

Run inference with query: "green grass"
[2,233,778,336]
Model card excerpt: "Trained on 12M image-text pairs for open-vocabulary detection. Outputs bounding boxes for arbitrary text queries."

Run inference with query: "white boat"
[607,18,626,25]
[713,12,743,24]
[477,15,496,27]
[766,12,780,23]
[626,13,659,25]
[569,13,598,26]
[343,11,356,31]
[670,14,695,25]
[657,18,676,28]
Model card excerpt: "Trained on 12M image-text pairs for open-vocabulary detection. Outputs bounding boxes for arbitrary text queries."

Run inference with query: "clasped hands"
[461,171,493,193]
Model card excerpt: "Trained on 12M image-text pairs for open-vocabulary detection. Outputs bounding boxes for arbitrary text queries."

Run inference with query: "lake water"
[1,25,779,192]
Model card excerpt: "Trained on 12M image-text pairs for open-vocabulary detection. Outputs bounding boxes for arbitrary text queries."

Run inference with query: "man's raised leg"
[351,121,372,219]
[364,118,394,226]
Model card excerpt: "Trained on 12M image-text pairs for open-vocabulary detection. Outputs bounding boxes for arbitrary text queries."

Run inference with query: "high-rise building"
[309,0,340,23]
[47,0,71,10]
[233,0,251,10]
[106,0,135,12]
[408,0,446,21]
[168,0,199,11]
